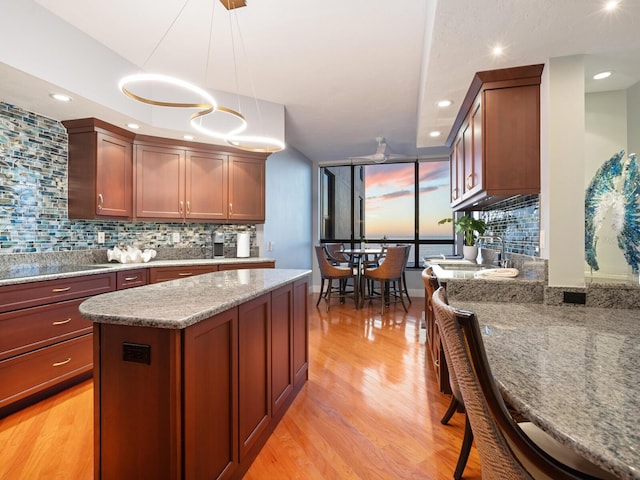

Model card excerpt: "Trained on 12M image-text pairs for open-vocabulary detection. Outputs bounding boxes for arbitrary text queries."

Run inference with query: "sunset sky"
[364,160,453,238]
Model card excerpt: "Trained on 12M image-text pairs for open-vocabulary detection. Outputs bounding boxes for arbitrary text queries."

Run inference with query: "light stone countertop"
[454,300,640,480]
[80,268,310,329]
[0,257,275,286]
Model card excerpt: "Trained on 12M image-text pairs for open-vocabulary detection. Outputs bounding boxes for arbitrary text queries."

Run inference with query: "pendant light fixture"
[118,0,284,152]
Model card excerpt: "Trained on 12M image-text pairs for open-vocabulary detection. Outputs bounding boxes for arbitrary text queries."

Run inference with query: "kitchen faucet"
[477,235,510,267]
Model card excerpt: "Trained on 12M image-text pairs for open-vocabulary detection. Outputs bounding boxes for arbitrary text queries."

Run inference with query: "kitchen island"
[80,268,311,480]
[455,300,640,480]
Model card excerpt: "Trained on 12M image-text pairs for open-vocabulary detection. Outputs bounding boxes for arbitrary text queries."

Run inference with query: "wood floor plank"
[0,296,482,480]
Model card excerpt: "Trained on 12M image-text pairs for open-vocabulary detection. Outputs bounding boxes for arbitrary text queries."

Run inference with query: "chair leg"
[453,415,473,480]
[402,271,412,304]
[441,395,460,425]
[316,278,325,307]
[326,279,333,312]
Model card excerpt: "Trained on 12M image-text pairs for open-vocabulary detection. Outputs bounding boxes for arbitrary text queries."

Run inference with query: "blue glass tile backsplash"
[0,102,254,253]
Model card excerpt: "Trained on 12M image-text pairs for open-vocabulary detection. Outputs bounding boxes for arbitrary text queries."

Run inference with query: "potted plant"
[438,215,487,261]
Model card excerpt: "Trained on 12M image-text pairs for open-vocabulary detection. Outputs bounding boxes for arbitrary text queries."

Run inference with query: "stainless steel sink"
[435,263,487,271]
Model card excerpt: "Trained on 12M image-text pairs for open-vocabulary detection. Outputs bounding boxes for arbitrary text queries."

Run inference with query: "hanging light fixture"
[117,0,284,152]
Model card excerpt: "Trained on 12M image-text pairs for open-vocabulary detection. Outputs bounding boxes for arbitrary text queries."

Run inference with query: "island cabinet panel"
[94,324,182,480]
[271,284,293,419]
[184,308,238,480]
[64,118,135,220]
[292,277,309,387]
[238,294,272,461]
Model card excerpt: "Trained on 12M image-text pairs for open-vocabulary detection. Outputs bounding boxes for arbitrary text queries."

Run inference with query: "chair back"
[421,271,462,404]
[431,288,599,480]
[315,245,352,279]
[324,243,350,264]
[364,246,405,280]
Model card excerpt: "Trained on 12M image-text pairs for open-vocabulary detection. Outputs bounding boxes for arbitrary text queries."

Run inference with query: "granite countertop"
[454,300,640,480]
[0,257,275,287]
[80,268,311,329]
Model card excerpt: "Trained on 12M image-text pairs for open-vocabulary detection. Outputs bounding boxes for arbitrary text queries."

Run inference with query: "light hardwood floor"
[0,294,482,480]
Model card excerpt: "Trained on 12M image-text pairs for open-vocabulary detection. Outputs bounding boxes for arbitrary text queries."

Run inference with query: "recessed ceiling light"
[183,134,194,140]
[50,93,72,102]
[126,123,140,130]
[436,99,452,108]
[491,45,504,57]
[593,71,612,80]
[604,1,619,12]
[429,131,441,138]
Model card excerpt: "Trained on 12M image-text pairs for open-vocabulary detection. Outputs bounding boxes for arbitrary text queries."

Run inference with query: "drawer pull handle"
[52,318,72,326]
[186,201,191,214]
[434,359,440,367]
[53,358,71,367]
[124,276,138,281]
[52,287,71,293]
[178,272,193,276]
[97,193,104,211]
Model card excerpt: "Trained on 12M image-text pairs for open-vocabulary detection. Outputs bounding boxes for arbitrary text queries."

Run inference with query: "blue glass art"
[585,150,640,273]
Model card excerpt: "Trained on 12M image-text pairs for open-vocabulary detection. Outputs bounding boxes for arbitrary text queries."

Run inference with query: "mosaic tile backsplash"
[0,101,256,254]
[479,194,540,257]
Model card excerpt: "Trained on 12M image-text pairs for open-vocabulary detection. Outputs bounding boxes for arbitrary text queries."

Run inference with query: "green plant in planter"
[438,215,487,246]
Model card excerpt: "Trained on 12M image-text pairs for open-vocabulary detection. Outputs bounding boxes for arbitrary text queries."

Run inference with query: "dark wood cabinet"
[228,156,266,223]
[148,265,219,284]
[0,272,116,416]
[447,64,543,210]
[218,261,275,271]
[292,276,309,387]
[186,150,228,221]
[116,268,148,290]
[271,285,293,419]
[64,118,134,219]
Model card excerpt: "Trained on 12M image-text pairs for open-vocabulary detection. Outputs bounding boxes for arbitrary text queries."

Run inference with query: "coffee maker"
[212,232,225,258]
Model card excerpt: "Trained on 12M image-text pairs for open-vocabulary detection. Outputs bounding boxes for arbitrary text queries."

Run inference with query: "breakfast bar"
[80,268,311,480]
[454,300,640,480]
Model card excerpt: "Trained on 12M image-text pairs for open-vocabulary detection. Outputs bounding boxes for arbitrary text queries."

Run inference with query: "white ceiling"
[2,0,640,162]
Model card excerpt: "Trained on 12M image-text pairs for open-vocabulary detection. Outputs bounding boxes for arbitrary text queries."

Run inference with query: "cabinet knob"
[466,173,474,189]
[229,202,233,214]
[179,200,184,215]
[186,201,191,215]
[97,193,104,211]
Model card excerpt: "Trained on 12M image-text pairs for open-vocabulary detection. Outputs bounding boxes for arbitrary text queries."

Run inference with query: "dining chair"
[315,245,357,311]
[397,244,412,304]
[431,287,618,480]
[362,246,408,314]
[324,243,351,266]
[421,271,472,480]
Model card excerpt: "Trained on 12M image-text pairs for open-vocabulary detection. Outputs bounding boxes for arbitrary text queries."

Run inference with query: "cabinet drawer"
[149,265,218,283]
[0,334,93,409]
[0,298,92,361]
[0,273,116,314]
[116,268,149,290]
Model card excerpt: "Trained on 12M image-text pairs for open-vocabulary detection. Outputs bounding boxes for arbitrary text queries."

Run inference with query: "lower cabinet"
[149,265,219,283]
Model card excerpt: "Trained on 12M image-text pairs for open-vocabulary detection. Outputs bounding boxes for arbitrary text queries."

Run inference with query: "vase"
[463,245,478,261]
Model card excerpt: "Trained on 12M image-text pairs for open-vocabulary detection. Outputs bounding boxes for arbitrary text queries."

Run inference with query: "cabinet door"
[468,96,483,197]
[271,284,293,419]
[96,132,133,217]
[451,135,464,206]
[238,294,271,461]
[292,277,309,387]
[185,151,228,220]
[228,156,265,223]
[135,144,185,219]
[462,120,474,199]
[184,309,238,480]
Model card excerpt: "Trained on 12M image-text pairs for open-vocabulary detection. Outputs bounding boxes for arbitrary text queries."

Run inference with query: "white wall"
[628,81,640,157]
[585,90,629,278]
[261,147,313,269]
[545,55,586,287]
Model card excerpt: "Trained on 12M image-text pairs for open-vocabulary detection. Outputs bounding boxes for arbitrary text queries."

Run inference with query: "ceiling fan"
[349,136,406,163]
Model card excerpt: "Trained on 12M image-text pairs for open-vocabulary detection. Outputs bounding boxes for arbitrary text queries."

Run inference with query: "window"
[320,159,454,267]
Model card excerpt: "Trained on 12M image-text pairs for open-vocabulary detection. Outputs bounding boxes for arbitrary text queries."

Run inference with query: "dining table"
[455,300,640,480]
[341,247,384,307]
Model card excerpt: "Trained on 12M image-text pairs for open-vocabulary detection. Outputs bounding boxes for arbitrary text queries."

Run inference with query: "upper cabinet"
[64,119,269,223]
[446,64,543,210]
[64,118,134,219]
